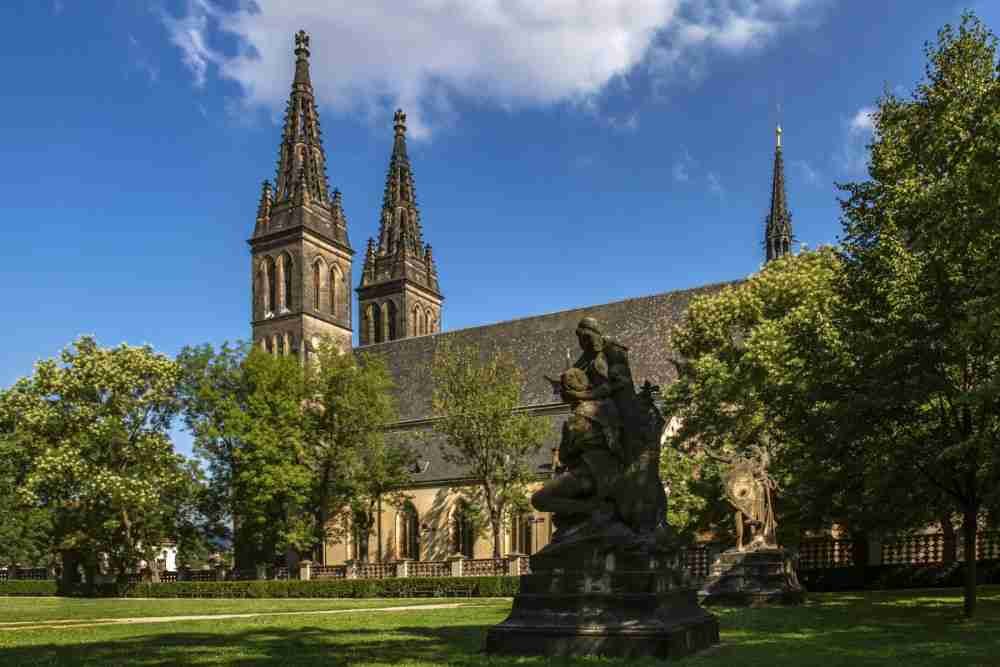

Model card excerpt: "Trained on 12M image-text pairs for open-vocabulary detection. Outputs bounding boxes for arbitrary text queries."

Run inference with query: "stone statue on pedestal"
[486,318,719,659]
[699,443,804,605]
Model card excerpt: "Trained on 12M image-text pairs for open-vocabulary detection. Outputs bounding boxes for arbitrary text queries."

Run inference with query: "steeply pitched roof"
[356,281,734,485]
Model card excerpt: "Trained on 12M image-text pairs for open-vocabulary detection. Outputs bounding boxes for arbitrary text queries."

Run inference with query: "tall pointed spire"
[273,29,330,204]
[765,124,793,263]
[357,109,443,345]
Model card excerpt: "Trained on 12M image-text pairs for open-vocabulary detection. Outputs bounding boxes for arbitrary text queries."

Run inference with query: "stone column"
[299,560,312,581]
[449,554,465,578]
[506,554,522,577]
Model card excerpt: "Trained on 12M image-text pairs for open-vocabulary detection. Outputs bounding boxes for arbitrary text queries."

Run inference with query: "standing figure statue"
[709,445,779,551]
[532,317,667,542]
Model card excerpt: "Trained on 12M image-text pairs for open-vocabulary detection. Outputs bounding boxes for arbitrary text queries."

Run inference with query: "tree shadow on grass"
[6,593,1000,667]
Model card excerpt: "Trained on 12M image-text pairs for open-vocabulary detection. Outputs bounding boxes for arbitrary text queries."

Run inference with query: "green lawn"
[0,588,997,666]
[0,596,471,624]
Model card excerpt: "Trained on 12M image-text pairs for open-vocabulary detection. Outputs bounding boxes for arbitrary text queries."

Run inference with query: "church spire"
[356,109,443,345]
[273,30,330,204]
[765,124,793,263]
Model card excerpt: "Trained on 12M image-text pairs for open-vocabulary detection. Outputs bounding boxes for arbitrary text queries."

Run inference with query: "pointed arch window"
[329,267,340,318]
[399,502,420,560]
[312,261,322,310]
[372,303,384,344]
[385,301,398,341]
[280,252,294,311]
[510,513,534,555]
[264,256,277,316]
[352,510,370,563]
[452,501,475,558]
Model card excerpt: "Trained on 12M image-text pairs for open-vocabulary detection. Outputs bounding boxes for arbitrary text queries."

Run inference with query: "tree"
[0,336,191,585]
[664,250,938,550]
[306,342,407,563]
[430,343,550,558]
[177,344,311,570]
[837,13,1000,618]
[0,428,53,569]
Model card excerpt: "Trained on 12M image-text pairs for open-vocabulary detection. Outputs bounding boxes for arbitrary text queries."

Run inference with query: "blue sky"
[2,1,998,456]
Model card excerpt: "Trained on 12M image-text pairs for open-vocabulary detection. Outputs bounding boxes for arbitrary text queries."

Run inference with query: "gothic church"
[248,32,794,565]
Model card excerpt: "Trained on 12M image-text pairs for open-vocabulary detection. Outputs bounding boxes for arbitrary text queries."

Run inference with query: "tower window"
[313,261,321,310]
[372,303,383,344]
[280,252,293,311]
[386,301,397,341]
[330,267,339,318]
[265,256,276,315]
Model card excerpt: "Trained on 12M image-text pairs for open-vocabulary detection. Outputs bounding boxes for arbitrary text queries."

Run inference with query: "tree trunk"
[491,510,502,559]
[941,511,957,565]
[962,504,979,619]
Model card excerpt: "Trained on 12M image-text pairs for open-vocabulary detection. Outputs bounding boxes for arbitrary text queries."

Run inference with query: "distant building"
[245,31,794,566]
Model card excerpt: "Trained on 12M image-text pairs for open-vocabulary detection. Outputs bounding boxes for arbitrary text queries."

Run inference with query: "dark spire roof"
[765,125,793,263]
[359,109,440,294]
[273,29,330,204]
[251,31,351,252]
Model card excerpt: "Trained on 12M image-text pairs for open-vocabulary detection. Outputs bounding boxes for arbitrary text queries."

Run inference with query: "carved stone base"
[699,547,805,606]
[485,533,720,659]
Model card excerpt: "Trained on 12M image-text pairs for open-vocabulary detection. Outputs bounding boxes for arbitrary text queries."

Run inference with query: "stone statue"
[487,316,720,659]
[699,443,804,605]
[532,317,667,542]
[710,445,778,551]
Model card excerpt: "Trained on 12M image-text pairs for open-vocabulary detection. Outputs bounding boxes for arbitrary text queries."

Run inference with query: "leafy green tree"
[837,13,1000,618]
[0,429,53,569]
[430,343,550,558]
[177,344,310,569]
[307,342,407,563]
[664,250,938,552]
[0,336,190,585]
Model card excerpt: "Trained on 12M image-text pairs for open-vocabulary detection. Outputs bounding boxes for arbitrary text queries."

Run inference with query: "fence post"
[345,559,358,580]
[449,554,465,578]
[299,560,312,581]
[505,554,521,577]
[255,563,268,581]
[396,560,409,578]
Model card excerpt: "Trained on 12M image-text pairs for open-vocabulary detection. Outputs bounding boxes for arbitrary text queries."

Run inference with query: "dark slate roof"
[356,281,734,485]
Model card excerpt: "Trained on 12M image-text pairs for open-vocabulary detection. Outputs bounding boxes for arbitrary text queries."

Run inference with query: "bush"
[0,580,58,596]
[796,560,1000,592]
[111,576,519,599]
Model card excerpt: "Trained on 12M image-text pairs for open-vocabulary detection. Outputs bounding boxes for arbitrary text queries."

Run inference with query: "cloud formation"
[672,147,694,182]
[162,0,828,138]
[838,105,875,175]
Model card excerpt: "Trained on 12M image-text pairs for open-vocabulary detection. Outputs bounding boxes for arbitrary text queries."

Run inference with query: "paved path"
[2,602,485,632]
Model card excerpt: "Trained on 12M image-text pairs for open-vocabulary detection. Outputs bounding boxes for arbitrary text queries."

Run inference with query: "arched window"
[264,256,276,315]
[385,301,397,341]
[352,510,370,563]
[411,306,419,336]
[329,266,340,318]
[510,513,534,555]
[281,252,293,310]
[399,502,420,560]
[415,308,424,336]
[452,501,475,558]
[363,304,374,345]
[312,261,321,310]
[372,303,383,344]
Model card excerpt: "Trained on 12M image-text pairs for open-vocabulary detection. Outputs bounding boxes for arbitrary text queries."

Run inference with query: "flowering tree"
[0,336,190,585]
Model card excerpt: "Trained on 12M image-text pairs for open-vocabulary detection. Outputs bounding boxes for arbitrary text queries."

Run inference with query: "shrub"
[114,576,519,599]
[0,580,58,596]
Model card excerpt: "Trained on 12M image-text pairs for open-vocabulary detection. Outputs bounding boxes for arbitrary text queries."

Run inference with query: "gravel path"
[1,602,485,631]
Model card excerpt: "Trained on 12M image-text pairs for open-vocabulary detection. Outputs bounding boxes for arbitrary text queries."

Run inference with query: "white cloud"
[838,105,875,176]
[672,147,694,182]
[707,171,724,197]
[161,0,830,139]
[791,159,820,186]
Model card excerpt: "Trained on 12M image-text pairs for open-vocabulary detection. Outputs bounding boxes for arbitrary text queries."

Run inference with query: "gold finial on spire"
[776,124,782,149]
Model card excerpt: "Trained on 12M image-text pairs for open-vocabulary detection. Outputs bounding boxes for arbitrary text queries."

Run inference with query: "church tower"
[764,125,793,263]
[356,110,443,345]
[248,31,353,358]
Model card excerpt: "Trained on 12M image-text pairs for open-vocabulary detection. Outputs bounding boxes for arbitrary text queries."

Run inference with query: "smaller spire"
[393,108,407,137]
[256,180,272,219]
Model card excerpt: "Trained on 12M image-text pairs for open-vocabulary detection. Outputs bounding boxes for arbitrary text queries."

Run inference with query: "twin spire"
[765,124,793,263]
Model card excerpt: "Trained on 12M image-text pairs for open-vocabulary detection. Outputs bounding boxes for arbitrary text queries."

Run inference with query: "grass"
[0,596,472,624]
[0,587,997,665]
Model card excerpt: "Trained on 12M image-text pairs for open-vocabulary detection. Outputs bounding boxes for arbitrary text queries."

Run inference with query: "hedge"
[55,576,520,599]
[0,580,58,596]
[798,560,1000,592]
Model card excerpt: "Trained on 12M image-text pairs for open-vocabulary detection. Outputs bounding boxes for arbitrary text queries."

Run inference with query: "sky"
[2,1,999,457]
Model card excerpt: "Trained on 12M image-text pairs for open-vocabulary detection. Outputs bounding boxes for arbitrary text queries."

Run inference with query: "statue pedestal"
[485,533,719,659]
[699,547,804,606]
